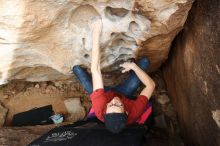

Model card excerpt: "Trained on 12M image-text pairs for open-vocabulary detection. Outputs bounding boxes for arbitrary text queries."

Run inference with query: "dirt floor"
[0,78,93,126]
[0,70,185,146]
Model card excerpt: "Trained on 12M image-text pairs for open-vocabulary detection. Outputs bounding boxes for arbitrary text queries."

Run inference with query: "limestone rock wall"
[0,0,193,84]
[163,0,220,145]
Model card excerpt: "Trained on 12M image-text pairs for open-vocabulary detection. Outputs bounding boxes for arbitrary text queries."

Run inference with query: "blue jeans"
[72,57,150,100]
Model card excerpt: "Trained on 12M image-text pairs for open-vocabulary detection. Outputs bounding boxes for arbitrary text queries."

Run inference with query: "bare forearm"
[91,32,102,87]
[90,17,104,90]
[91,32,101,72]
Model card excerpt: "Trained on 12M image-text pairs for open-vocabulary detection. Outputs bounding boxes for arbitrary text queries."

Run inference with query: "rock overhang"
[0,0,194,84]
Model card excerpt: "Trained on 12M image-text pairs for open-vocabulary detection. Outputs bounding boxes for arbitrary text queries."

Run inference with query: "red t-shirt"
[90,88,149,125]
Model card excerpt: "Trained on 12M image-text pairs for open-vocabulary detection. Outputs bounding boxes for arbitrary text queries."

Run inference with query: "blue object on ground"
[50,114,64,124]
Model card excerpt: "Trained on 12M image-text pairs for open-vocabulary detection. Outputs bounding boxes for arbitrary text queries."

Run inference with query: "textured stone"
[212,110,220,128]
[0,0,193,84]
[3,94,9,99]
[163,0,220,145]
[34,83,40,88]
[0,103,8,127]
[157,94,170,105]
[64,98,85,121]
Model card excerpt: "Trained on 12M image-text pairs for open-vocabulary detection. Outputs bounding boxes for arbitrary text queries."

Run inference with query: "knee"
[138,57,150,70]
[140,57,150,65]
[72,65,81,74]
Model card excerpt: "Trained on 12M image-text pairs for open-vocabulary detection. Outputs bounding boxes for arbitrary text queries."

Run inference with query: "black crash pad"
[28,120,146,146]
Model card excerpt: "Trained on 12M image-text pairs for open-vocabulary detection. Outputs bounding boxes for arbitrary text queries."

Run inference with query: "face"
[106,97,125,114]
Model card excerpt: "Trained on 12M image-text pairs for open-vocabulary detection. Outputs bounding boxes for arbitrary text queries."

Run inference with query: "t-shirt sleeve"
[90,88,107,121]
[128,95,149,123]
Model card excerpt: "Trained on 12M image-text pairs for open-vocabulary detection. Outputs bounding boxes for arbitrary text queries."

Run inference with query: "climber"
[72,16,155,133]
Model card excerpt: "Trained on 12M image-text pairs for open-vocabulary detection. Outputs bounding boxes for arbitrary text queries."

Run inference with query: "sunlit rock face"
[0,0,193,83]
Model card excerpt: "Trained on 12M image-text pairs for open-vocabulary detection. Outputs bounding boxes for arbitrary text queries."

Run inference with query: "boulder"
[0,0,193,84]
[163,0,220,145]
[64,98,86,122]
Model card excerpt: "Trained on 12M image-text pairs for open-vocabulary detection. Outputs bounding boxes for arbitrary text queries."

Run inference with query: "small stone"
[40,89,45,94]
[51,86,57,91]
[24,91,30,96]
[40,82,47,88]
[60,89,65,93]
[26,87,32,91]
[3,95,9,99]
[45,88,51,94]
[64,98,85,122]
[63,85,68,89]
[54,81,62,88]
[157,94,170,105]
[35,84,40,88]
[45,85,57,94]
